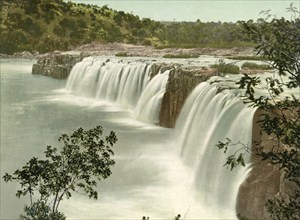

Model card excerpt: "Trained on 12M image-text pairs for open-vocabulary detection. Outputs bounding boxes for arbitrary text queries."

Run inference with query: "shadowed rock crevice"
[159,67,217,128]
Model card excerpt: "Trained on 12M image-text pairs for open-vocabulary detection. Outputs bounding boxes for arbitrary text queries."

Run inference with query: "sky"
[71,0,300,22]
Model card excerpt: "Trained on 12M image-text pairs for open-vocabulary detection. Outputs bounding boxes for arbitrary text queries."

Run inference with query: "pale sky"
[71,0,300,22]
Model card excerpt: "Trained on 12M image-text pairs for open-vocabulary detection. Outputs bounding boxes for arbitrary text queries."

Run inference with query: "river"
[1,58,252,219]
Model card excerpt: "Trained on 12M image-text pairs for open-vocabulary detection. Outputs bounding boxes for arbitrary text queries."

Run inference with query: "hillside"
[0,0,255,54]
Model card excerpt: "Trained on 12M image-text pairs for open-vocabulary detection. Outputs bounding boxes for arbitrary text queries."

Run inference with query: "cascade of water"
[175,81,256,215]
[134,70,170,124]
[66,57,170,124]
[66,57,257,216]
[66,57,94,90]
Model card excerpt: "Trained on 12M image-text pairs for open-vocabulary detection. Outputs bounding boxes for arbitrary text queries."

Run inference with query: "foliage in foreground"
[217,6,300,220]
[19,201,66,220]
[3,126,117,219]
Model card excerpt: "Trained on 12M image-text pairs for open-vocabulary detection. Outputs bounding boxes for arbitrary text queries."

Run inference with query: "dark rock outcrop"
[236,109,294,219]
[159,66,217,128]
[32,52,83,79]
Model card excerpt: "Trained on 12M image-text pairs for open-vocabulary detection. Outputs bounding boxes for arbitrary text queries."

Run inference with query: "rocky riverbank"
[0,51,37,59]
[32,51,83,79]
[29,42,255,80]
[1,43,255,59]
[74,42,255,58]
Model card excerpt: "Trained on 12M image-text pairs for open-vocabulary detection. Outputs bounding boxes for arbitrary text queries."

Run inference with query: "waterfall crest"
[175,81,256,216]
[66,57,170,124]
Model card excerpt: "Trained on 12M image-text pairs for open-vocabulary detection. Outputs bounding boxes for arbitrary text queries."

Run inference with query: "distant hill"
[0,0,255,54]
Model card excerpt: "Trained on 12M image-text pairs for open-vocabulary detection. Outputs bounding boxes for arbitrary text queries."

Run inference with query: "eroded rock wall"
[159,67,216,128]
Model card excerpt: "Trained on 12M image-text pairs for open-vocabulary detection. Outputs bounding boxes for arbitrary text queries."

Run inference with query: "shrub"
[227,56,267,61]
[241,62,272,70]
[19,201,66,220]
[115,52,128,57]
[163,53,199,58]
[210,60,240,75]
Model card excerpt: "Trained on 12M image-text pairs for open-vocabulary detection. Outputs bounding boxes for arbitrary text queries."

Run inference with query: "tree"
[3,126,117,218]
[22,17,42,37]
[217,6,300,219]
[113,13,123,26]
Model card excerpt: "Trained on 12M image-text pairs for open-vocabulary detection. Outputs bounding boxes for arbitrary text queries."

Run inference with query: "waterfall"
[66,58,257,216]
[175,81,256,216]
[66,57,170,124]
[134,70,170,124]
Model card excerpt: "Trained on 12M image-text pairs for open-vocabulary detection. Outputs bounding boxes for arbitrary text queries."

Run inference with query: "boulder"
[32,52,83,79]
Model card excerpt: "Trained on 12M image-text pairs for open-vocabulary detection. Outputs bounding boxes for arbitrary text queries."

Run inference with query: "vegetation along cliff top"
[0,0,257,55]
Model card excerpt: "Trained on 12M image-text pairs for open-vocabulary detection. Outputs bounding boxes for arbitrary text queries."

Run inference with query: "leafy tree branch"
[3,126,117,218]
[217,5,300,219]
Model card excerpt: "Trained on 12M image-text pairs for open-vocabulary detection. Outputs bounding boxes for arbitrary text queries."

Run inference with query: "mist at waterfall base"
[1,58,256,219]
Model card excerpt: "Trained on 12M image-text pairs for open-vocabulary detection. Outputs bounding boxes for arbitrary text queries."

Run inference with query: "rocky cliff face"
[32,52,83,79]
[159,66,217,128]
[236,109,291,219]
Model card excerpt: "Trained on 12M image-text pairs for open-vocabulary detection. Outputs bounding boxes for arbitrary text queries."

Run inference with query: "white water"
[175,81,256,216]
[66,58,258,218]
[1,58,259,219]
[66,57,170,124]
[135,69,170,124]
